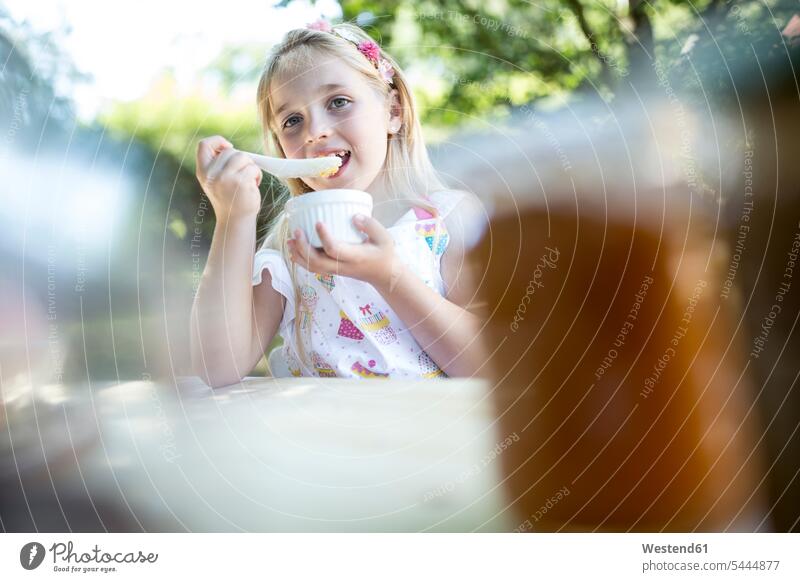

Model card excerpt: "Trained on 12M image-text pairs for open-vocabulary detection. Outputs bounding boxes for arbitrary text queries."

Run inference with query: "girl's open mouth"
[326,150,351,179]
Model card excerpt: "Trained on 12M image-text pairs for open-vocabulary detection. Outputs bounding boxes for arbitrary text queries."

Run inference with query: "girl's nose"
[304,116,332,144]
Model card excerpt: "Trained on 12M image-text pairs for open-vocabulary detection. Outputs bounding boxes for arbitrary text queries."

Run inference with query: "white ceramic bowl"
[286,189,373,248]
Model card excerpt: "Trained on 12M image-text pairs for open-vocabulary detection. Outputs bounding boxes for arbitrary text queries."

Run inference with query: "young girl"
[190,21,486,386]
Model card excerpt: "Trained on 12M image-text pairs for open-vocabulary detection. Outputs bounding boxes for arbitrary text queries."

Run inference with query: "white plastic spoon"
[244,151,342,179]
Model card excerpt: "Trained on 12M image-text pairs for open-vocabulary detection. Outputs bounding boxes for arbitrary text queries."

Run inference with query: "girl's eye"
[330,97,351,109]
[283,115,301,129]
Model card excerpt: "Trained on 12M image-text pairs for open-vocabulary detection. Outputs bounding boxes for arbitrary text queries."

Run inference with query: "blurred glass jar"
[470,192,767,532]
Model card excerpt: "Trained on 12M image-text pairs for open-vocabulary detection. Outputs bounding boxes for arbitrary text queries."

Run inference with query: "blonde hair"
[255,23,449,374]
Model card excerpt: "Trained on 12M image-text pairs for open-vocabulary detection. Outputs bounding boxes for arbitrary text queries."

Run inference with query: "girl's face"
[270,55,400,192]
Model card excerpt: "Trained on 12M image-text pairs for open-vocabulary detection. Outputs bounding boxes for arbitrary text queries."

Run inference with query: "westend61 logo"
[19,541,158,574]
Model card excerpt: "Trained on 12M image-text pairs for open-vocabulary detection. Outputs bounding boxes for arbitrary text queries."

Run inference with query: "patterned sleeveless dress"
[252,191,465,379]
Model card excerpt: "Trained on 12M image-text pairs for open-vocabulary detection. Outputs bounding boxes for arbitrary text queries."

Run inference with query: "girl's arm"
[372,192,488,378]
[189,136,283,387]
[190,215,284,387]
[374,263,485,377]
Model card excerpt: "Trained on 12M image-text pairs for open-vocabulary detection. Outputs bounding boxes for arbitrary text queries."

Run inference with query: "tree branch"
[625,0,656,81]
[563,0,613,84]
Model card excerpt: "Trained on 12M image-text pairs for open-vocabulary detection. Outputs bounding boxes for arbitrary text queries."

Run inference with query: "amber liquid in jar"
[471,202,766,531]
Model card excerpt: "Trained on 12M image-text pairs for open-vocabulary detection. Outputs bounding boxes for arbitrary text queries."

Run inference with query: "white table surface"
[44,376,518,532]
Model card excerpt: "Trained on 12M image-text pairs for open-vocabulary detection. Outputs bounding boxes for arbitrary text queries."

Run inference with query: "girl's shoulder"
[425,189,472,219]
[426,189,486,224]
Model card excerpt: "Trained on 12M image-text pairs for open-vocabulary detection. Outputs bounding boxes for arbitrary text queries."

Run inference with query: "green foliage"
[95,0,800,169]
[355,0,598,125]
[335,0,797,125]
[91,0,799,280]
[100,72,264,174]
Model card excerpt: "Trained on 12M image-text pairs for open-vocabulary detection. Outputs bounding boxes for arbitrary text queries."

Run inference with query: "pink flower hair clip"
[305,18,396,85]
[356,40,380,63]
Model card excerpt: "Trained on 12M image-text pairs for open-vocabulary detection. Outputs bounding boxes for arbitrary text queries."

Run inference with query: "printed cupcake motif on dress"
[415,221,449,256]
[358,302,397,345]
[337,310,364,341]
[312,351,337,377]
[411,205,449,256]
[299,284,318,331]
[418,351,445,378]
[316,273,336,292]
[351,359,389,379]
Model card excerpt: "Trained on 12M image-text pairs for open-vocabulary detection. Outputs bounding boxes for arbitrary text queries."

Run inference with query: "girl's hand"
[195,135,263,221]
[287,215,404,290]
